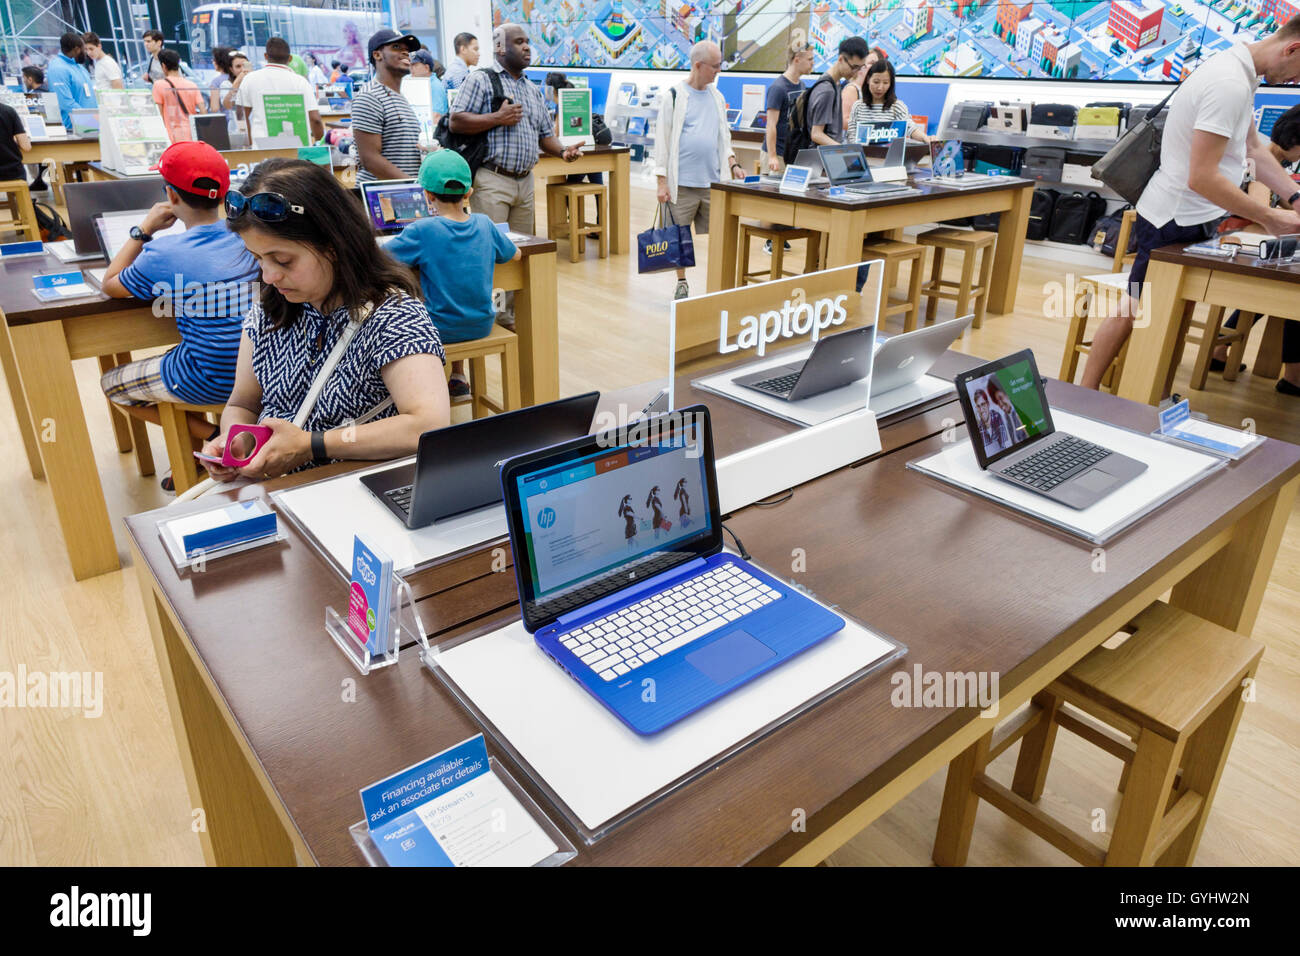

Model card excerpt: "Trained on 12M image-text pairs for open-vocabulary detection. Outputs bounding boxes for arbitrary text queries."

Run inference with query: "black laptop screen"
[959,355,1050,463]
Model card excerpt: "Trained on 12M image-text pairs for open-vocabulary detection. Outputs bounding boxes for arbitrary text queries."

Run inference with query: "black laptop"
[361,392,600,528]
[731,326,874,401]
[954,350,1146,510]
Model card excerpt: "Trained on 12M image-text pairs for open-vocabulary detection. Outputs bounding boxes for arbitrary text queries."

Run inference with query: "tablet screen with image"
[958,355,1051,465]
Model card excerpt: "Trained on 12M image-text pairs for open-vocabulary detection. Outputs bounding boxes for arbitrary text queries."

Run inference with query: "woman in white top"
[848,59,929,146]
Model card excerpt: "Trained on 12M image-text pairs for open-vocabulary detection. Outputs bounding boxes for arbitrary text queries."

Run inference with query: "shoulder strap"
[291,299,381,429]
[163,77,192,115]
[487,68,505,105]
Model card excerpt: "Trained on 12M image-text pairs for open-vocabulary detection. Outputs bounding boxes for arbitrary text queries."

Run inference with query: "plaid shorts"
[100,354,182,408]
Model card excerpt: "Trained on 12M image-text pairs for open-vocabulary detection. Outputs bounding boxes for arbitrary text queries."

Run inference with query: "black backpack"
[434,69,506,176]
[782,75,836,164]
[1091,205,1136,258]
[1026,187,1060,241]
[33,201,72,242]
[1048,191,1108,245]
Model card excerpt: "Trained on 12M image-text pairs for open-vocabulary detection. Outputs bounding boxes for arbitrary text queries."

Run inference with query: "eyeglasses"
[224,190,305,223]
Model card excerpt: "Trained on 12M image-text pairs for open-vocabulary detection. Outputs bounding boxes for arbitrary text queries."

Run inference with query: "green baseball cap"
[418,149,472,195]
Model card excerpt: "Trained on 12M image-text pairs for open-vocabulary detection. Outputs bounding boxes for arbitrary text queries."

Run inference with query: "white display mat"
[869,374,954,416]
[271,460,507,576]
[907,411,1224,545]
[692,344,872,427]
[428,562,903,839]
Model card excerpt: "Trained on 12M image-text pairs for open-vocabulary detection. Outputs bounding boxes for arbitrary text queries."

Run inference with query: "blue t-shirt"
[677,85,720,189]
[118,221,260,404]
[428,74,449,115]
[384,214,517,343]
[46,52,96,128]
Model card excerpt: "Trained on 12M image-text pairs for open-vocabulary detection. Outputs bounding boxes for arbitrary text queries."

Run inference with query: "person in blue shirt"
[385,149,519,397]
[408,49,448,123]
[46,32,96,128]
[99,141,260,489]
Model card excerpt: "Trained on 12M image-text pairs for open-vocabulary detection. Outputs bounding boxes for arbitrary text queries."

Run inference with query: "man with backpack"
[785,36,869,159]
[1082,21,1300,391]
[763,40,815,173]
[448,23,580,236]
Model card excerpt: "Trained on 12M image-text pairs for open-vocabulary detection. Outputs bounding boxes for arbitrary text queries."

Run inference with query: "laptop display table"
[704,177,1034,316]
[124,378,1300,864]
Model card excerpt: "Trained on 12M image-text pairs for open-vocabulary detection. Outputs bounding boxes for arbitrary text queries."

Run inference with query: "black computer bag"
[1048,191,1108,244]
[1026,187,1060,241]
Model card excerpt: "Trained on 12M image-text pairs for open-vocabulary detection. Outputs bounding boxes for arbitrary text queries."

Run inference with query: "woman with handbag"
[199,159,450,484]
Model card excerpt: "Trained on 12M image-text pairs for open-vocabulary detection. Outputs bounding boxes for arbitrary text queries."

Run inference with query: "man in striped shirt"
[352,28,423,182]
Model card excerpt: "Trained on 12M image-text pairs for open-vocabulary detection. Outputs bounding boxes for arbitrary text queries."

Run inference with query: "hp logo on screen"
[537,507,557,529]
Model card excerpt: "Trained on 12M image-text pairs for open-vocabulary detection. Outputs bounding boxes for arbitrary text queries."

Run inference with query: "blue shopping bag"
[637,203,695,274]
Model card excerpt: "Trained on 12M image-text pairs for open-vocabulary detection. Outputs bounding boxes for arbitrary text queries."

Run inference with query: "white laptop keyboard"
[559,564,782,682]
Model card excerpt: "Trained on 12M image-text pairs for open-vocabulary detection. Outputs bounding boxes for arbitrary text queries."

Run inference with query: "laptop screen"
[360,179,431,234]
[819,145,871,184]
[957,352,1052,466]
[930,140,965,177]
[504,409,720,630]
[726,108,741,127]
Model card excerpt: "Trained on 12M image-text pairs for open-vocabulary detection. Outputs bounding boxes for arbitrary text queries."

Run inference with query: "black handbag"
[1091,83,1179,204]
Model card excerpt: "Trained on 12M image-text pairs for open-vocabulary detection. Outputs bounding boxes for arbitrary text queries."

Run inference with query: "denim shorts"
[1129,214,1221,286]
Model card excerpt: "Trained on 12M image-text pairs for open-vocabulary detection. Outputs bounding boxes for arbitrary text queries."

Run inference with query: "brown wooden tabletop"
[710,173,1033,212]
[0,248,123,326]
[1150,242,1300,285]
[126,371,1300,865]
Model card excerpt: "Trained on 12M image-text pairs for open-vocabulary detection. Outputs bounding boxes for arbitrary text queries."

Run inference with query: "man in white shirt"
[235,36,325,146]
[82,32,122,90]
[1082,20,1300,390]
[653,40,744,300]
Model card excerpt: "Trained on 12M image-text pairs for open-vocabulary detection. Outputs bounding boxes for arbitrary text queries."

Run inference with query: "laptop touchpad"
[1074,468,1117,493]
[686,630,776,684]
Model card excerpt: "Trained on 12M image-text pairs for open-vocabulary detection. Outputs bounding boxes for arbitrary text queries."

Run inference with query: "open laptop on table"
[732,326,874,401]
[500,405,845,734]
[60,177,167,261]
[870,314,973,397]
[361,391,600,528]
[92,209,185,262]
[360,178,431,241]
[954,349,1146,510]
[818,144,911,196]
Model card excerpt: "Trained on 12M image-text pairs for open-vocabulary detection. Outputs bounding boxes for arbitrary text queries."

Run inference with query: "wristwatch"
[129,226,153,243]
[310,430,328,464]
[1287,190,1300,207]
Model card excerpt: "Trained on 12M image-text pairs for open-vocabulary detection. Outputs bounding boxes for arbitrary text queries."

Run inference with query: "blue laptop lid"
[500,405,723,632]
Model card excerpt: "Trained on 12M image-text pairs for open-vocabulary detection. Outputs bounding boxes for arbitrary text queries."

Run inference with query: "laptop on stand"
[360,178,433,241]
[954,350,1147,509]
[817,144,911,196]
[361,391,600,528]
[500,405,845,734]
[731,326,874,401]
[870,314,974,397]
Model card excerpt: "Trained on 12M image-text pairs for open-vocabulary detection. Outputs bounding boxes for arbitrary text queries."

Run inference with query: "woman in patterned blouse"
[847,59,930,147]
[201,159,450,481]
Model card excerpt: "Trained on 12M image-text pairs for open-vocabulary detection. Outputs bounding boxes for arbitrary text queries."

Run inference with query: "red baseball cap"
[151,141,230,199]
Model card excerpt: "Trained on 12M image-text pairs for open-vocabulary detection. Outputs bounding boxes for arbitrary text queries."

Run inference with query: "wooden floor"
[1,174,1297,866]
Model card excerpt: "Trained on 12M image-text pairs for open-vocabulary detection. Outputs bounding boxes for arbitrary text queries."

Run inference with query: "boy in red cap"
[99,141,260,490]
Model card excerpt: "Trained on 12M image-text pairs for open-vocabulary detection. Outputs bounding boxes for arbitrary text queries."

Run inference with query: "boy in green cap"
[385,149,521,396]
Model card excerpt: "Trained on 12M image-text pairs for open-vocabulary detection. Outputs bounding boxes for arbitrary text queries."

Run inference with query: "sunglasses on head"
[224,190,305,223]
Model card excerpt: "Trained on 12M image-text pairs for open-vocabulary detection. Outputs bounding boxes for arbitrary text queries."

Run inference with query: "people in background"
[653,40,744,300]
[47,32,96,129]
[763,40,814,174]
[451,23,580,236]
[352,28,422,182]
[208,47,234,121]
[408,48,448,128]
[0,99,32,182]
[288,52,308,79]
[808,36,868,146]
[1212,104,1300,396]
[221,51,251,114]
[431,59,446,80]
[98,142,260,490]
[849,59,929,146]
[82,32,123,90]
[445,32,479,90]
[335,63,354,97]
[152,49,203,143]
[840,45,886,135]
[235,37,324,145]
[21,66,46,92]
[142,29,166,83]
[385,150,520,398]
[205,159,450,481]
[1082,20,1300,391]
[305,52,329,88]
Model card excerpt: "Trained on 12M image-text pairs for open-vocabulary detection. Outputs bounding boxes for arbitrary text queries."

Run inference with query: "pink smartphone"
[191,424,274,468]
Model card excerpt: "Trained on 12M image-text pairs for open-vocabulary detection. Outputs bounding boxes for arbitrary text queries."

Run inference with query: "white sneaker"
[673,279,690,300]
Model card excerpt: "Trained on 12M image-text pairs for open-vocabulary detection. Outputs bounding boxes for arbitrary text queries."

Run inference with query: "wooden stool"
[861,239,926,332]
[157,402,225,495]
[443,325,521,419]
[0,179,40,242]
[546,182,608,263]
[737,224,821,286]
[1111,208,1137,274]
[916,228,996,329]
[1187,307,1259,390]
[934,601,1263,867]
[1060,272,1131,392]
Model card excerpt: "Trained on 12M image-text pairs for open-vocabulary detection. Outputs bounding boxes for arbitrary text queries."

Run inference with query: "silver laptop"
[793,147,829,184]
[732,326,874,401]
[871,314,974,395]
[818,144,910,195]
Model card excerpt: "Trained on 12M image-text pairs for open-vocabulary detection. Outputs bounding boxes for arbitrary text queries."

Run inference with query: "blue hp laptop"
[500,405,845,735]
